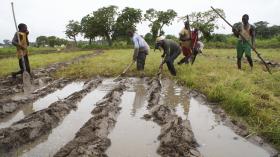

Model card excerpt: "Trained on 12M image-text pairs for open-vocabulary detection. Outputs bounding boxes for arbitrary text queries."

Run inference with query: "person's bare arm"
[250,25,256,49]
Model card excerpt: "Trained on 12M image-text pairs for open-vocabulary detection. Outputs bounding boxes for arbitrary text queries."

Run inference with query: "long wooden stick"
[211,6,272,74]
[113,61,135,81]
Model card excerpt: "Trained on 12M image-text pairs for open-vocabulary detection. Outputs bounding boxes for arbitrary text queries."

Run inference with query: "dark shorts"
[137,50,147,71]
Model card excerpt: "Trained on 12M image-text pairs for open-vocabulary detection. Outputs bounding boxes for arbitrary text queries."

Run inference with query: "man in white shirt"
[128,30,149,72]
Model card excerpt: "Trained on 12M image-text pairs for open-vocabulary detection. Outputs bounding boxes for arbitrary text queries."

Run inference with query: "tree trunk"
[105,34,112,46]
[74,36,77,46]
[89,38,92,45]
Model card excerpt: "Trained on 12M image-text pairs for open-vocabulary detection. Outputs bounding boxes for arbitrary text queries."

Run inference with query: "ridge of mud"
[54,83,125,157]
[0,50,103,99]
[0,78,102,154]
[144,78,202,157]
[0,78,71,118]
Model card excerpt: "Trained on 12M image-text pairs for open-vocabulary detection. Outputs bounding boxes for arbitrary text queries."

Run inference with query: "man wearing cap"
[128,29,150,73]
[155,37,181,76]
[232,14,256,70]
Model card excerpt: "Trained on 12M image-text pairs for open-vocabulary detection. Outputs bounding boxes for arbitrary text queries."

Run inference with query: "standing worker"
[11,23,31,79]
[178,21,192,64]
[128,29,150,76]
[155,37,181,76]
[232,14,256,70]
[178,28,200,65]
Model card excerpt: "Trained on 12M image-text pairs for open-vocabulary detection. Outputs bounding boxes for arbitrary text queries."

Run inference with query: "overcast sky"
[0,0,279,42]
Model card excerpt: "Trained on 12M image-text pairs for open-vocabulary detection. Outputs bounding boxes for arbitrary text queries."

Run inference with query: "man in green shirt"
[232,14,256,70]
[155,37,181,76]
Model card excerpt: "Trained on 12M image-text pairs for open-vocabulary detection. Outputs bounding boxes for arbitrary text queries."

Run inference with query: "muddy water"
[188,98,271,157]
[3,78,275,157]
[20,89,107,157]
[160,80,272,157]
[33,82,85,111]
[0,82,84,129]
[106,81,161,157]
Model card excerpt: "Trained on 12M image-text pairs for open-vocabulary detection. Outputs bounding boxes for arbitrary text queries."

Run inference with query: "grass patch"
[0,47,57,57]
[0,51,92,77]
[55,48,280,149]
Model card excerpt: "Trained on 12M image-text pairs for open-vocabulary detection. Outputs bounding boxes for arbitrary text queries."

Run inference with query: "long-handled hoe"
[113,61,135,82]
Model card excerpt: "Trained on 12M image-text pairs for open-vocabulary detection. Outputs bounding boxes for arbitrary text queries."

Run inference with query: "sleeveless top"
[179,28,191,48]
[239,24,251,41]
[16,32,28,58]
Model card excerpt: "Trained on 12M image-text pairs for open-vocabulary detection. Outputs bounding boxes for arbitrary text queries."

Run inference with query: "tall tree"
[36,36,48,47]
[269,25,280,38]
[144,33,153,46]
[113,7,142,41]
[47,36,57,47]
[80,14,99,45]
[144,9,177,41]
[92,5,118,46]
[182,8,225,41]
[254,21,269,39]
[65,20,81,46]
[3,39,11,45]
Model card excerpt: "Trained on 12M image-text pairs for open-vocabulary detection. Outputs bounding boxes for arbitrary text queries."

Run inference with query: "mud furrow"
[144,78,202,157]
[54,83,126,157]
[0,78,71,118]
[0,50,103,99]
[0,79,102,154]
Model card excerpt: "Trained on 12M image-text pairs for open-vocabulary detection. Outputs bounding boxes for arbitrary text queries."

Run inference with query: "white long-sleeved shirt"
[132,33,149,51]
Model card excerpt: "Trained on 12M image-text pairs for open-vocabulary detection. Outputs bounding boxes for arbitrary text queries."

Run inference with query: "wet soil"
[54,83,125,157]
[0,78,71,118]
[0,50,103,119]
[188,90,279,157]
[0,77,278,157]
[0,79,102,156]
[0,50,103,99]
[0,81,85,129]
[106,79,161,157]
[20,89,107,157]
[144,78,201,157]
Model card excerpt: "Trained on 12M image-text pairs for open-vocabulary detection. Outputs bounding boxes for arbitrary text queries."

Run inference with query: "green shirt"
[161,39,181,61]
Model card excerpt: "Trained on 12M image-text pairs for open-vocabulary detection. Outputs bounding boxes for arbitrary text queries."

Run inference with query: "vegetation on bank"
[0,47,57,57]
[0,51,92,77]
[55,49,280,150]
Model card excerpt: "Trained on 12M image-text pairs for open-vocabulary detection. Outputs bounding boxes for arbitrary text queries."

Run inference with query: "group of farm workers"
[128,14,256,76]
[11,14,255,79]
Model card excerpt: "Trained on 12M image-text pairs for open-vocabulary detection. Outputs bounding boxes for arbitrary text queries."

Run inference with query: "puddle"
[161,79,189,109]
[33,82,85,111]
[20,89,106,157]
[106,82,160,157]
[188,97,271,157]
[0,82,84,129]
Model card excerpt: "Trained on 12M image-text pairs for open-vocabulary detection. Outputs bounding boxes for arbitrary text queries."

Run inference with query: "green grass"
[0,51,92,77]
[55,49,280,150]
[0,47,57,56]
[205,48,280,62]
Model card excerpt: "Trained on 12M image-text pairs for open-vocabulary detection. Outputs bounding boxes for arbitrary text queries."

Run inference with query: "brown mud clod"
[145,78,202,157]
